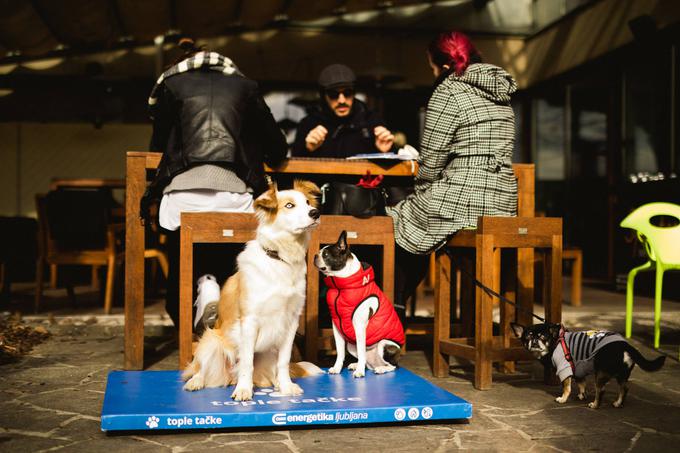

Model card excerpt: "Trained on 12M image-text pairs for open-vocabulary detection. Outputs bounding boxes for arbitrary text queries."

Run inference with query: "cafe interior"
[0,0,679,370]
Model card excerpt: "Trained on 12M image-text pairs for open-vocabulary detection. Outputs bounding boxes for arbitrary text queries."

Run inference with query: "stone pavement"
[1,281,680,452]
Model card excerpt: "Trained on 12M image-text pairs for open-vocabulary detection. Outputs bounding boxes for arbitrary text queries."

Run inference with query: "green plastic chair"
[620,202,680,349]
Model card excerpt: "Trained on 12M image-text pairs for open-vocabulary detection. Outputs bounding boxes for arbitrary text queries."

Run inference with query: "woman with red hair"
[388,31,518,324]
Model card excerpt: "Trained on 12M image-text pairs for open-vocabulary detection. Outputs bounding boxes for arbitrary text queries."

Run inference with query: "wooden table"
[50,178,126,190]
[124,151,417,370]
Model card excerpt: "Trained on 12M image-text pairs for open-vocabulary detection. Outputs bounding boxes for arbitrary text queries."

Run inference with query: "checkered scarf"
[148,51,244,118]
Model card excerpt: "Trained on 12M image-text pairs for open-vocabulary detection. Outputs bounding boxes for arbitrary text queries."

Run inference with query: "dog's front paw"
[278,382,304,396]
[183,374,205,391]
[352,368,366,378]
[555,395,568,404]
[577,392,587,401]
[373,365,396,374]
[231,385,253,401]
[328,365,343,374]
[587,401,599,409]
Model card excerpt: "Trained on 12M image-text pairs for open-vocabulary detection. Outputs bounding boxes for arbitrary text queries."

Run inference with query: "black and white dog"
[314,231,404,378]
[512,322,665,409]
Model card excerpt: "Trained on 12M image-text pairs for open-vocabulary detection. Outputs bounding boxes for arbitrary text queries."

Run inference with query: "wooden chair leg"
[104,257,115,314]
[474,234,494,390]
[500,250,517,374]
[517,248,534,326]
[460,251,475,338]
[545,236,562,325]
[50,264,58,289]
[432,250,451,377]
[157,252,169,278]
[91,265,100,290]
[304,233,320,363]
[179,228,195,369]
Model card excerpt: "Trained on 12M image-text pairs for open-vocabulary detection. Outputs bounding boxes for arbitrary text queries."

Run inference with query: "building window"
[533,97,566,181]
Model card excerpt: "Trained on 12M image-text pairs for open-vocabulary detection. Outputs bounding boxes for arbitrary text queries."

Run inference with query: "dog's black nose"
[309,208,320,219]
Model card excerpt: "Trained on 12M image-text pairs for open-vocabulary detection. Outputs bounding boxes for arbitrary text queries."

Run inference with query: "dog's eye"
[285,202,295,209]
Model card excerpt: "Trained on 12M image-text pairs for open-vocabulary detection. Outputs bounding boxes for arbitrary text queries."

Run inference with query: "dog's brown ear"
[254,182,278,222]
[294,179,321,208]
[510,322,524,338]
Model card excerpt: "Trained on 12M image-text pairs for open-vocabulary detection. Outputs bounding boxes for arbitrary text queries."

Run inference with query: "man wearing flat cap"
[292,63,394,158]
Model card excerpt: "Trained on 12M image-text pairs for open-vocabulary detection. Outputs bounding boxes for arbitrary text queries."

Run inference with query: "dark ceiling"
[0,0,595,63]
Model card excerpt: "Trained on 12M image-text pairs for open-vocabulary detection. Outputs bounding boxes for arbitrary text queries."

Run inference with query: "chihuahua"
[512,322,665,409]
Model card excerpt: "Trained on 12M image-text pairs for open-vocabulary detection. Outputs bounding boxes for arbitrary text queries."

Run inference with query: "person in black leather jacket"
[142,42,287,218]
[140,39,287,329]
[292,64,394,158]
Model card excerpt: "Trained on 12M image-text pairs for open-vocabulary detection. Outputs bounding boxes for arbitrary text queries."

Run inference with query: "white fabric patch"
[159,190,254,231]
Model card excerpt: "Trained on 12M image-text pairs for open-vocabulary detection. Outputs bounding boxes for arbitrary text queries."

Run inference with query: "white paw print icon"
[145,416,160,429]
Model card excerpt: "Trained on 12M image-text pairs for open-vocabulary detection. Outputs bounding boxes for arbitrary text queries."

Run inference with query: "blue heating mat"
[101,367,471,431]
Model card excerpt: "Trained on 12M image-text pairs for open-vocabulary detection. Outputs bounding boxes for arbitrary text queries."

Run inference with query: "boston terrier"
[314,230,404,378]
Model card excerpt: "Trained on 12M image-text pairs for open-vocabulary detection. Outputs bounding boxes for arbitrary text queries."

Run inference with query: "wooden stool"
[305,215,395,362]
[563,248,583,306]
[432,216,563,390]
[178,212,258,368]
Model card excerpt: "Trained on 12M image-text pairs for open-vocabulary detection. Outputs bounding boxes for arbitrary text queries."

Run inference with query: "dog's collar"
[263,247,286,264]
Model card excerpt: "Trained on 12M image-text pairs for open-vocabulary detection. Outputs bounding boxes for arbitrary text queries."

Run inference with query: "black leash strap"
[444,249,546,323]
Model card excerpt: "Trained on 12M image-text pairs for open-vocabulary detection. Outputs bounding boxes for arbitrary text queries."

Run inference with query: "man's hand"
[374,126,394,153]
[305,125,328,152]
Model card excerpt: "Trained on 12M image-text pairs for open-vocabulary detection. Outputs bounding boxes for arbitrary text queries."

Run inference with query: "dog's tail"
[623,342,666,372]
[182,328,235,389]
[290,361,325,378]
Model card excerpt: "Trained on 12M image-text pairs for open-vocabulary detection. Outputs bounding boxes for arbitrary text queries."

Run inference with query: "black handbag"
[320,182,387,218]
[383,185,415,207]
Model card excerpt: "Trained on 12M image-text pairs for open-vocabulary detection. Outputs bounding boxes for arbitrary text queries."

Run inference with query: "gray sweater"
[552,330,626,381]
[163,164,249,194]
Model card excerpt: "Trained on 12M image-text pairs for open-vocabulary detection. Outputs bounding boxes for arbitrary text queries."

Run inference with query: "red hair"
[428,31,481,76]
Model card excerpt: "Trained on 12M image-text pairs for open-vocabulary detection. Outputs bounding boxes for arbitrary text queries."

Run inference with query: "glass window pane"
[534,98,565,181]
[624,51,671,178]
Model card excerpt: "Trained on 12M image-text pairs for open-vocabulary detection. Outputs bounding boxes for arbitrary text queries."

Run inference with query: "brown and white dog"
[182,180,323,401]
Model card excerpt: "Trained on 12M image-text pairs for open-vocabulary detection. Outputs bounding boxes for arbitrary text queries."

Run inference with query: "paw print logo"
[145,416,160,429]
[254,388,287,397]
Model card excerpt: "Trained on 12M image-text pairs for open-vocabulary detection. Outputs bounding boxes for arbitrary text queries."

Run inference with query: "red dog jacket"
[324,264,405,347]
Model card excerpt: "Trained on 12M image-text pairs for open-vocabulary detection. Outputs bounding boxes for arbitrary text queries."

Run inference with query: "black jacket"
[291,99,387,158]
[141,69,287,217]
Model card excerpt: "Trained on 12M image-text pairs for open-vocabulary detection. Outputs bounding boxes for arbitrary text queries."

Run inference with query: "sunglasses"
[325,88,355,100]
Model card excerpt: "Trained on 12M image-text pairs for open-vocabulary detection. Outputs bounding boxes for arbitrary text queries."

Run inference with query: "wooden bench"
[563,248,583,306]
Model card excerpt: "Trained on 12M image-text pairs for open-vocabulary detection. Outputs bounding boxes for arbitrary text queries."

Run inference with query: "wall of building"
[0,122,151,217]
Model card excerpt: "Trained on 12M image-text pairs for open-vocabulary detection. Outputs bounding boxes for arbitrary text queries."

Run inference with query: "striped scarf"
[148,51,244,118]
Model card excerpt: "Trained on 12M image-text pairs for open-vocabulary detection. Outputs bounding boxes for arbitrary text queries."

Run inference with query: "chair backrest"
[42,188,114,251]
[620,202,680,265]
[512,164,535,218]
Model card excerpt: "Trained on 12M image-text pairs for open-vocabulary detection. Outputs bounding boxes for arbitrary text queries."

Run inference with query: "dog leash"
[444,249,546,323]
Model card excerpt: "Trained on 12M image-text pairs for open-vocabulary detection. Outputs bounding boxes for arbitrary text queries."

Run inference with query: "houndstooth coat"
[386,63,518,254]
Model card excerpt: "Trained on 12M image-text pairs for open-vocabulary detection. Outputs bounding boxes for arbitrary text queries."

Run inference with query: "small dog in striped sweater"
[512,323,665,409]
